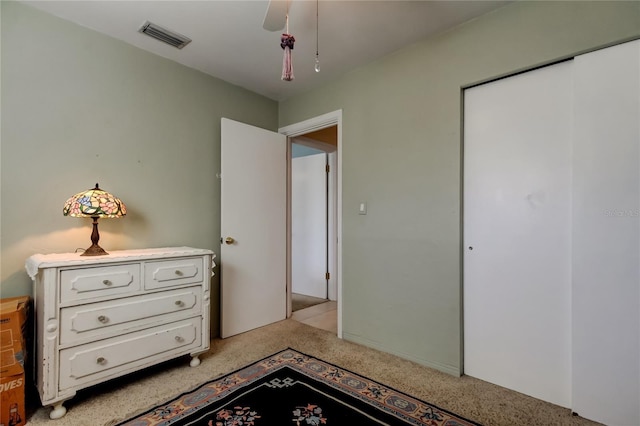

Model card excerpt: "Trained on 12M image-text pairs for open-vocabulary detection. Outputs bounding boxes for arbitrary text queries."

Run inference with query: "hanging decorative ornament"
[281,32,295,81]
[281,11,295,81]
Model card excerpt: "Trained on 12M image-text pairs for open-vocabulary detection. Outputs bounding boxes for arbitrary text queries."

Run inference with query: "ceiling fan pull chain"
[315,0,320,72]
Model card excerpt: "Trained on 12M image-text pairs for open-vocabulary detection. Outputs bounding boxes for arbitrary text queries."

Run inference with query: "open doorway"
[289,126,338,334]
[280,110,343,337]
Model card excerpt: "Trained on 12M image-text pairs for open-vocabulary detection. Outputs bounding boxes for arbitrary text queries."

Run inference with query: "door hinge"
[325,272,330,280]
[326,164,330,173]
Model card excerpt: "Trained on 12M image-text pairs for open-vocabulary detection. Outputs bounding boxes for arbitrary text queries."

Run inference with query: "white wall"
[291,153,328,299]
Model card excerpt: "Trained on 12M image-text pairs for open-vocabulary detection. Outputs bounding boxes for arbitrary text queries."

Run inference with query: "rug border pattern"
[118,348,480,426]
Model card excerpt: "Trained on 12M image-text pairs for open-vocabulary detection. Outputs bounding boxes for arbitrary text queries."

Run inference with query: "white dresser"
[25,247,214,420]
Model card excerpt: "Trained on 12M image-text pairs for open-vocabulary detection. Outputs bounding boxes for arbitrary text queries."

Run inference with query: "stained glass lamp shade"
[63,183,127,256]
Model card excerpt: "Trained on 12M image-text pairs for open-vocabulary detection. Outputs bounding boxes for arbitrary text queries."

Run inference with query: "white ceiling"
[22,0,510,101]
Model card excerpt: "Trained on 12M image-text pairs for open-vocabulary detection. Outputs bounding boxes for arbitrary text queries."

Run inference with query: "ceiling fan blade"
[262,0,288,31]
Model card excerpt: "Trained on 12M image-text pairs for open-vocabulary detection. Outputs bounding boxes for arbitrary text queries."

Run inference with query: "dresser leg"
[190,354,201,367]
[49,402,67,419]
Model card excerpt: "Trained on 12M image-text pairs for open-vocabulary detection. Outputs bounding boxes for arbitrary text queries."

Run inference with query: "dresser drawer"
[60,264,141,304]
[144,257,204,290]
[59,287,202,346]
[59,318,201,391]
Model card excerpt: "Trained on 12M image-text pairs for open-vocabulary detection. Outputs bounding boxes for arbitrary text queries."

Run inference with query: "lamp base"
[81,244,108,256]
[81,216,109,256]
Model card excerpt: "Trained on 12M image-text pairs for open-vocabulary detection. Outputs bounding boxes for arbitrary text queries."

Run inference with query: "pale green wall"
[0,1,278,336]
[279,1,640,375]
[3,0,639,376]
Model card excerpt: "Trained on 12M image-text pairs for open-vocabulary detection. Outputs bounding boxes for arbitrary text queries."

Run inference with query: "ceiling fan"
[262,0,290,31]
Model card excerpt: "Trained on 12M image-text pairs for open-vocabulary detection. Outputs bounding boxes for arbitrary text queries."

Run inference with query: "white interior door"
[220,118,287,338]
[291,152,327,299]
[463,61,573,407]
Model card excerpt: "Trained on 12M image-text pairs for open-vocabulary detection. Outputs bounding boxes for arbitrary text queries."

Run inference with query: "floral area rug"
[117,348,481,426]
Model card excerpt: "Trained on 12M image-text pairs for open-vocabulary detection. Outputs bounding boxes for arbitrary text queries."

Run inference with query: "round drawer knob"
[174,270,183,276]
[175,336,184,343]
[102,279,112,286]
[175,300,184,307]
[96,357,107,365]
[97,315,109,324]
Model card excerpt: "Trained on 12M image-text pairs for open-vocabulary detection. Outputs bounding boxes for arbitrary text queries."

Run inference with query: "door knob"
[225,237,235,245]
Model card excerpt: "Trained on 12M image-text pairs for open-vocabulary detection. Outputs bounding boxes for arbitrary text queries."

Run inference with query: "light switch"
[359,202,367,215]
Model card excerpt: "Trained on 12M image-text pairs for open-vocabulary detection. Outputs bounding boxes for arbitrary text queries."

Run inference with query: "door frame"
[279,110,343,338]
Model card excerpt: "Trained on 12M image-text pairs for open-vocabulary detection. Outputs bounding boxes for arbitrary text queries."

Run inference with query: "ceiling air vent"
[138,21,192,49]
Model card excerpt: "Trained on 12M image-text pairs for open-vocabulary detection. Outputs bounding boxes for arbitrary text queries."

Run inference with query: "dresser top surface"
[25,247,215,279]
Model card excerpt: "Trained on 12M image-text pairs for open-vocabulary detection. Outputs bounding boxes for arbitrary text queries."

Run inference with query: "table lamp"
[63,183,127,256]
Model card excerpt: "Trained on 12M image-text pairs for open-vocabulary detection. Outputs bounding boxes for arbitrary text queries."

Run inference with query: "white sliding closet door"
[463,61,573,407]
[571,40,640,426]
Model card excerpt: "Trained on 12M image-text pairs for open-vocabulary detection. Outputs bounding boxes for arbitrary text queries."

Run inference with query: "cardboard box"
[0,372,25,426]
[0,297,29,377]
[0,297,29,426]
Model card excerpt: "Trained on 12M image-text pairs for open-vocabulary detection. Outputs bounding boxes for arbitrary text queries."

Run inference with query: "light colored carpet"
[25,319,600,426]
